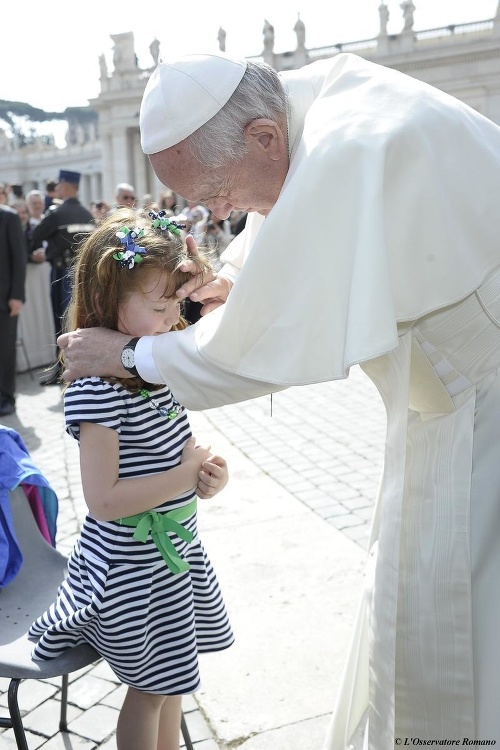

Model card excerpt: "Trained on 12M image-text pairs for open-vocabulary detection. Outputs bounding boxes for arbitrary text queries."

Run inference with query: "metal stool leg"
[181,711,195,750]
[59,673,69,731]
[6,678,30,750]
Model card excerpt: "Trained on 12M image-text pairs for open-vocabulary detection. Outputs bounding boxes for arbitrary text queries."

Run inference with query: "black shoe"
[40,364,63,386]
[0,400,15,416]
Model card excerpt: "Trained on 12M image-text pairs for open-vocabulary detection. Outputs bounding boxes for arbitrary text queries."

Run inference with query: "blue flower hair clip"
[149,209,186,237]
[113,226,146,268]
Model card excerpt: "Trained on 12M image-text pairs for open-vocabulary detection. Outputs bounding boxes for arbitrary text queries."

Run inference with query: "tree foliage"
[0,100,98,147]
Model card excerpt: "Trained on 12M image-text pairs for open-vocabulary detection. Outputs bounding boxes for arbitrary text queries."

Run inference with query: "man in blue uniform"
[31,170,94,384]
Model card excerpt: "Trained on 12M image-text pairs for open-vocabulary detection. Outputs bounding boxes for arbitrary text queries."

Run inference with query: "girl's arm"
[79,421,211,521]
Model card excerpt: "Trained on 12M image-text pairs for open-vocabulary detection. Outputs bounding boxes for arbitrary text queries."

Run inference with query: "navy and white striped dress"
[29,377,234,695]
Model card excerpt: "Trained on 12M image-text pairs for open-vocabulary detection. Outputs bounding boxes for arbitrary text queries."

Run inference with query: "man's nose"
[206,200,232,220]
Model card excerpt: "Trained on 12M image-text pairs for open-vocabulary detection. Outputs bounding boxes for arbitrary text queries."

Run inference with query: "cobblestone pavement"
[0,365,386,749]
[199,367,386,551]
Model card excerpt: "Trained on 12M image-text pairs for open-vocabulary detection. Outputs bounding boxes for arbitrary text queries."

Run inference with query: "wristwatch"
[121,337,140,377]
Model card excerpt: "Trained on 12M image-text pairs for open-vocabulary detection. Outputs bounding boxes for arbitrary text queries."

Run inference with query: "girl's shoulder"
[65,378,173,408]
[65,377,128,397]
[64,377,132,413]
[64,378,132,436]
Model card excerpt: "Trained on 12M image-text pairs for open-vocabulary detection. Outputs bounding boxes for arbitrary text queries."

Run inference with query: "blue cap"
[58,169,81,184]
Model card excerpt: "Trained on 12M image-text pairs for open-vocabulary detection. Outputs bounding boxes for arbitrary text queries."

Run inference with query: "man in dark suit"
[31,170,94,384]
[0,204,26,416]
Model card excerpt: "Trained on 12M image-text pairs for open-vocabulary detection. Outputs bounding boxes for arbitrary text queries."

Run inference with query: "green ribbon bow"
[118,499,196,574]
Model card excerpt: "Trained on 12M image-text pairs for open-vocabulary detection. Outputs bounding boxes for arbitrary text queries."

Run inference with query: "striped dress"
[28,377,234,695]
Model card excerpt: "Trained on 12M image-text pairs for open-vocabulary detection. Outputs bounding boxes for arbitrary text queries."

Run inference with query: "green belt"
[118,499,197,575]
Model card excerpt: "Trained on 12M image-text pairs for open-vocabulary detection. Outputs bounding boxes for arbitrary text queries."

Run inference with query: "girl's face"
[117,270,181,337]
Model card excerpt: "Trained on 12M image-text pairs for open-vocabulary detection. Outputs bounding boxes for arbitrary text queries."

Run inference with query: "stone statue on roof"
[150,38,160,66]
[400,0,416,31]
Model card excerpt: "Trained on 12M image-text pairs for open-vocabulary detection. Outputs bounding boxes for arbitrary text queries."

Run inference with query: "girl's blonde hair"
[62,207,211,388]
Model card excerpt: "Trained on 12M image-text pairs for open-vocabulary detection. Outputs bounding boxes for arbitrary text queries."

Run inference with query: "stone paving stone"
[182,694,199,712]
[66,705,119,744]
[88,661,120,684]
[341,497,374,511]
[297,492,341,508]
[22,698,83,738]
[66,675,117,710]
[333,514,366,529]
[280,479,315,494]
[0,728,47,749]
[98,685,127,711]
[5,679,58,712]
[315,503,351,519]
[355,506,378,520]
[64,664,97,684]
[37,733,96,749]
[341,524,371,547]
[94,737,116,750]
[181,710,216,743]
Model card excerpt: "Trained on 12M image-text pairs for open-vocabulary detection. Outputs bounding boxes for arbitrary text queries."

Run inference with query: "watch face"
[121,348,135,368]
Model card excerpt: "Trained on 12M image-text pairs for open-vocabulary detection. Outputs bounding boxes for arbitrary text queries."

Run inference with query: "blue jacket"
[0,426,58,587]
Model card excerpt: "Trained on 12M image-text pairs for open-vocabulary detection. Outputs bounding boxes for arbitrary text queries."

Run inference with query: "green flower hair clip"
[149,209,185,236]
[113,226,146,268]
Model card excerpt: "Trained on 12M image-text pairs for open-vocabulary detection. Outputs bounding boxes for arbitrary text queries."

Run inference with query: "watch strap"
[121,337,140,377]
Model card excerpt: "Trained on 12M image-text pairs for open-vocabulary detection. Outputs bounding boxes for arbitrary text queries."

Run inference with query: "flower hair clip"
[113,226,146,269]
[149,209,185,237]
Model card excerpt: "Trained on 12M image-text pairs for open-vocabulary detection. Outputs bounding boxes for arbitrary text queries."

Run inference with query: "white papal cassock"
[137,54,500,746]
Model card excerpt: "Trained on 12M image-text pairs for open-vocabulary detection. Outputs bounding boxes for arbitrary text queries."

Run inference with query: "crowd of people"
[0,173,247,406]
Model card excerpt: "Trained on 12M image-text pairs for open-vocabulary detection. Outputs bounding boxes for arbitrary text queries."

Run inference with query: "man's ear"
[244,118,287,161]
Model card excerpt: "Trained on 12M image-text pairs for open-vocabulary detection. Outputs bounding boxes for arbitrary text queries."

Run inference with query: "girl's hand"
[181,436,212,470]
[196,455,229,499]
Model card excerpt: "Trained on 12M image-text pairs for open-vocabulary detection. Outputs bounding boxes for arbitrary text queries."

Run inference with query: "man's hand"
[176,235,233,315]
[8,299,23,317]
[31,248,46,263]
[57,327,132,382]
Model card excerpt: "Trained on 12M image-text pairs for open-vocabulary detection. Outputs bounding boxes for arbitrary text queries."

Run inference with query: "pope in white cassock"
[60,51,500,747]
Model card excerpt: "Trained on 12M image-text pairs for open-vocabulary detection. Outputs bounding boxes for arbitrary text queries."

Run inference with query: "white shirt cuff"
[135,335,163,383]
[217,262,240,285]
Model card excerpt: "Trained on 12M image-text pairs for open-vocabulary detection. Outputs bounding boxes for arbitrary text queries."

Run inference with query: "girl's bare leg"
[116,687,172,750]
[157,695,182,750]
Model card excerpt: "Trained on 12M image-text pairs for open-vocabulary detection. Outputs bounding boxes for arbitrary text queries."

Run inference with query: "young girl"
[29,208,234,750]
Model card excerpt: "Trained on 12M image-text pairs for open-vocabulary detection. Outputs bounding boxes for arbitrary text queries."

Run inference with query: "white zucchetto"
[140,53,247,155]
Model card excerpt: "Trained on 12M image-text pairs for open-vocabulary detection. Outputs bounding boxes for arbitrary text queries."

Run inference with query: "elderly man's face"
[28,195,44,218]
[117,189,136,207]
[149,119,289,221]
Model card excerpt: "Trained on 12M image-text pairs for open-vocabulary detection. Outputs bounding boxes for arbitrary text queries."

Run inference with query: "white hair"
[26,189,44,201]
[187,61,288,169]
[115,182,135,195]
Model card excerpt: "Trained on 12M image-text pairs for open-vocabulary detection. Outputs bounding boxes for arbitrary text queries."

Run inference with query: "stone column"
[132,129,149,202]
[90,172,101,203]
[101,133,115,203]
[79,174,91,210]
[110,130,130,199]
